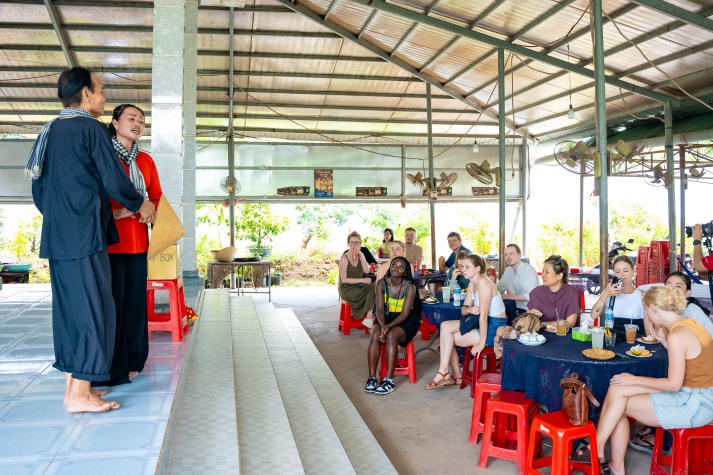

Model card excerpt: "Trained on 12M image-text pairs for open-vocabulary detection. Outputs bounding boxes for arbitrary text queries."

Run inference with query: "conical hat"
[147,195,185,260]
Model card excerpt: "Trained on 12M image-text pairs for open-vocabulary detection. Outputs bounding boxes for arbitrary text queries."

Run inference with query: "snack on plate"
[629,345,651,356]
[545,323,556,332]
[641,335,656,343]
[424,296,438,304]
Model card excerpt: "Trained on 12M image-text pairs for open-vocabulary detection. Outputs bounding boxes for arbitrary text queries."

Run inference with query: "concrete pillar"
[151,0,200,283]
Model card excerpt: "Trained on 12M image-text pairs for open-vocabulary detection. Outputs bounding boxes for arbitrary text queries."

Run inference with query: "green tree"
[235,203,288,249]
[296,204,352,249]
[196,203,230,247]
[8,215,42,259]
[459,221,497,255]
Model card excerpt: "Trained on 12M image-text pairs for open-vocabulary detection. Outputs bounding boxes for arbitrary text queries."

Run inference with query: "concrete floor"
[268,285,654,475]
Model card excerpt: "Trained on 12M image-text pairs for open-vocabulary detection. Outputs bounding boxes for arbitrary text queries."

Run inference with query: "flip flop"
[628,434,654,453]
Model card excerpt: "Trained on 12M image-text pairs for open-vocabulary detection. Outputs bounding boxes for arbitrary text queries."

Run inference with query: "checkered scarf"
[25,108,95,180]
[111,136,147,198]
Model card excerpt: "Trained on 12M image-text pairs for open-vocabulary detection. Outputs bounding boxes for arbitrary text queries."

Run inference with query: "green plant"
[235,203,288,249]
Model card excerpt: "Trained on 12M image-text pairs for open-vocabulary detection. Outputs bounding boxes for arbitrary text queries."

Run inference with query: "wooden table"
[0,270,30,284]
[206,260,272,301]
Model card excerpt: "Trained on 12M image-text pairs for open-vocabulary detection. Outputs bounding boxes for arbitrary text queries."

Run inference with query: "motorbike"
[570,239,635,295]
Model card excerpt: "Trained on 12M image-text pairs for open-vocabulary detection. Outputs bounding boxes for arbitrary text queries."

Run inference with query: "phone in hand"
[611,276,622,288]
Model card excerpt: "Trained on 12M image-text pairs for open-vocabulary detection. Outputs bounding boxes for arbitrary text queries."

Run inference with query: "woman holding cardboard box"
[98,104,163,386]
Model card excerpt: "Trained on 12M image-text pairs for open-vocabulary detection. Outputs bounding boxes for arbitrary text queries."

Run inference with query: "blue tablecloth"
[501,332,668,420]
[421,291,460,327]
[421,292,505,346]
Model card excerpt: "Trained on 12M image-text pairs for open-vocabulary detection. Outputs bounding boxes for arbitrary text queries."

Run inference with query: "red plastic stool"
[147,278,188,342]
[379,340,417,383]
[650,425,713,475]
[418,318,438,340]
[469,373,502,444]
[478,390,538,474]
[338,301,370,335]
[462,346,499,397]
[525,410,598,475]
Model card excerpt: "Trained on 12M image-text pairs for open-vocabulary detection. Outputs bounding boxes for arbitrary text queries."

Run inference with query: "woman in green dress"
[338,231,375,323]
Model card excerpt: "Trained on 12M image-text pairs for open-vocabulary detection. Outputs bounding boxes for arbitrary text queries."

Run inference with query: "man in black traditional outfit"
[27,67,156,413]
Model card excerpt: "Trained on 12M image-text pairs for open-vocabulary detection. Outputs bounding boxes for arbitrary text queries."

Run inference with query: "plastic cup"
[591,327,604,349]
[624,324,638,344]
[556,319,568,336]
[604,330,617,347]
[442,289,451,303]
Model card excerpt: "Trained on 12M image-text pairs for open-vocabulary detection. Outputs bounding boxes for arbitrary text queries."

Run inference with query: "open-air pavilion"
[0,1,712,473]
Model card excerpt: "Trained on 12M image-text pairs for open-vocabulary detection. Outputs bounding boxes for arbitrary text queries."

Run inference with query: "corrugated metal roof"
[0,0,710,148]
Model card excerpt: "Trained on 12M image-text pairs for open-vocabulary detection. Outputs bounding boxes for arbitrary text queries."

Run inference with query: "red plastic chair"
[478,390,538,474]
[417,318,438,340]
[462,346,499,397]
[525,410,599,475]
[650,425,713,475]
[379,340,417,383]
[469,373,502,444]
[147,278,188,342]
[338,301,370,335]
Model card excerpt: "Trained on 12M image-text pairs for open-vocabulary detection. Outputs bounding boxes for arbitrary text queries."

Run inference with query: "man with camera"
[691,223,713,275]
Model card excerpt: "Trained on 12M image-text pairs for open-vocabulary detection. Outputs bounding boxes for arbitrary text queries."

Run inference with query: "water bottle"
[604,306,614,329]
[453,281,461,307]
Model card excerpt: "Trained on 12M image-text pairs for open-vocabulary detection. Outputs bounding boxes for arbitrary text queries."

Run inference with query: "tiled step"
[156,289,240,474]
[158,289,395,474]
[273,307,397,474]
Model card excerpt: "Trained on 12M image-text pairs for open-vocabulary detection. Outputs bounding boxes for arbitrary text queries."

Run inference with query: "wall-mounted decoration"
[356,187,387,197]
[472,186,498,196]
[314,169,333,198]
[425,186,452,197]
[277,186,310,196]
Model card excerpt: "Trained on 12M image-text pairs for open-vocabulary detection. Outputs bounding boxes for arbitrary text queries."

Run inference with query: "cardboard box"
[148,244,180,280]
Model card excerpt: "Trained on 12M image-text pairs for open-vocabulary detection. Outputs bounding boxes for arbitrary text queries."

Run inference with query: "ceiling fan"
[466,160,500,186]
[554,140,596,176]
[405,171,457,197]
[646,164,671,187]
[220,176,241,195]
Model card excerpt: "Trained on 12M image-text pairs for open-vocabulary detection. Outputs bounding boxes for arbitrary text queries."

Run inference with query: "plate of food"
[626,345,653,357]
[544,323,557,333]
[518,332,546,346]
[582,348,615,360]
[423,296,438,304]
[636,335,657,344]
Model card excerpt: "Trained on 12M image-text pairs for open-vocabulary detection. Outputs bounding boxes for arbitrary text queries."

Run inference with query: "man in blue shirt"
[438,231,471,273]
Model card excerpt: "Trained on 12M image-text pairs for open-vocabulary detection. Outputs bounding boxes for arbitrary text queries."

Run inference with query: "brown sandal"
[426,371,454,390]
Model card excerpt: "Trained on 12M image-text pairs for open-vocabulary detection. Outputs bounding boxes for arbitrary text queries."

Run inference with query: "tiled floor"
[0,284,188,475]
[0,283,657,474]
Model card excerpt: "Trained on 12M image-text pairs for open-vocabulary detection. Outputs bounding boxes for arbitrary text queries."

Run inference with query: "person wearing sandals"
[425,254,506,390]
[593,285,713,475]
[629,271,713,454]
[338,231,376,325]
[364,256,421,395]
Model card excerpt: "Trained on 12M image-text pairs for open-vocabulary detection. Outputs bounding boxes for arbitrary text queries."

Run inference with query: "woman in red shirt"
[99,104,162,386]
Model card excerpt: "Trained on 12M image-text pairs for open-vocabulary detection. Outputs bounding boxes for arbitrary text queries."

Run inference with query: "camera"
[685,221,713,238]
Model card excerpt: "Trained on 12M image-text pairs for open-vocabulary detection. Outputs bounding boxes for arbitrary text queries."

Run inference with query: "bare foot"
[65,393,120,413]
[91,388,109,397]
[129,371,139,378]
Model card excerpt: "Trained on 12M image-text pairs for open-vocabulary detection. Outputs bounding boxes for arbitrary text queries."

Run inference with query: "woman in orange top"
[99,104,162,386]
[593,285,713,474]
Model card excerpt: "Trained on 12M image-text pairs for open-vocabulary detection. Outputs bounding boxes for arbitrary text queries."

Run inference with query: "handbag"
[560,372,600,426]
